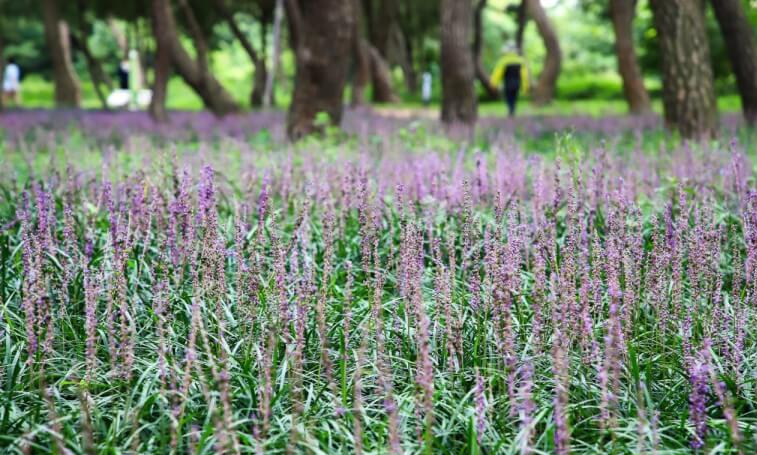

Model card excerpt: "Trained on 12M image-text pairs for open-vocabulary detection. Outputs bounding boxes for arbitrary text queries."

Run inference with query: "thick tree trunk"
[474,0,499,100]
[369,44,399,103]
[710,0,757,125]
[527,0,561,105]
[149,0,171,122]
[153,0,239,116]
[650,0,717,138]
[41,0,81,107]
[609,0,650,114]
[263,0,283,108]
[214,0,267,108]
[440,0,477,125]
[286,0,355,140]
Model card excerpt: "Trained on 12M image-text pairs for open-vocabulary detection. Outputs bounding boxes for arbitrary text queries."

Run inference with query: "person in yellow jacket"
[490,45,529,117]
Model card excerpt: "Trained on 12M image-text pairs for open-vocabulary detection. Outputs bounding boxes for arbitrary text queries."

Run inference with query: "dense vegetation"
[2,113,757,453]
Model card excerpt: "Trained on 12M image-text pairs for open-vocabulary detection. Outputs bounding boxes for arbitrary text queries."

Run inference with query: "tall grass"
[1,119,757,454]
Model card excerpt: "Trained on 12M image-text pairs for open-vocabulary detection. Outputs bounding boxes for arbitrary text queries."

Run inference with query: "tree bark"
[609,0,650,114]
[440,0,477,125]
[710,0,757,125]
[263,0,283,108]
[70,23,113,111]
[286,0,355,140]
[395,26,416,93]
[351,0,370,106]
[527,0,561,105]
[149,0,171,122]
[152,0,239,116]
[41,0,81,108]
[214,0,267,108]
[352,39,371,106]
[650,0,717,138]
[515,0,527,53]
[369,44,399,103]
[368,0,395,58]
[474,0,499,100]
[109,18,128,59]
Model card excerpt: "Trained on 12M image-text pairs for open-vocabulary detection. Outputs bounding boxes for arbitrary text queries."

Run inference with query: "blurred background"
[0,0,755,139]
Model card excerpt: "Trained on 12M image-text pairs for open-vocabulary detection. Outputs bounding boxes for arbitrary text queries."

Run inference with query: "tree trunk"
[263,0,283,108]
[286,0,355,140]
[395,27,416,93]
[149,0,171,122]
[515,0,527,53]
[710,0,757,125]
[109,18,128,59]
[609,0,650,114]
[352,0,372,107]
[214,0,267,108]
[474,0,499,100]
[440,0,477,125]
[369,0,394,58]
[351,0,370,106]
[352,39,371,106]
[41,0,81,107]
[650,0,717,138]
[71,32,111,110]
[152,0,239,116]
[527,0,560,105]
[369,44,399,103]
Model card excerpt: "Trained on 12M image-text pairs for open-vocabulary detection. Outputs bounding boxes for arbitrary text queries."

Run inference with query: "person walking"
[421,69,433,106]
[3,56,21,107]
[490,45,529,117]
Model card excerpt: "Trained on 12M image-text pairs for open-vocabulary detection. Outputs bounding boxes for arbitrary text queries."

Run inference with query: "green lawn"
[13,73,744,118]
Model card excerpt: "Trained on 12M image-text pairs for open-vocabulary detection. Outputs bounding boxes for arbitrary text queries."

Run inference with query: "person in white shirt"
[3,57,21,106]
[421,70,432,106]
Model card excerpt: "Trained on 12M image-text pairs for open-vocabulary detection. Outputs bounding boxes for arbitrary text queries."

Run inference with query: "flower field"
[2,112,757,454]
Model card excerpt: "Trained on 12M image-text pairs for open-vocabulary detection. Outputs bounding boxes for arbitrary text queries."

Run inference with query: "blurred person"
[3,56,21,106]
[117,58,129,90]
[421,70,432,106]
[490,45,529,117]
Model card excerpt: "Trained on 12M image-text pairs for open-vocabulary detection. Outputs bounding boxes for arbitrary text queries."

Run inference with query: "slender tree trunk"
[650,0,717,138]
[263,0,283,108]
[395,27,416,93]
[286,0,355,140]
[109,18,128,59]
[515,0,527,53]
[609,0,650,113]
[71,33,111,110]
[352,0,371,106]
[527,0,561,105]
[154,0,239,116]
[369,44,399,103]
[214,0,267,107]
[41,0,81,107]
[440,0,477,125]
[352,39,371,106]
[710,0,757,125]
[474,0,499,100]
[149,0,171,122]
